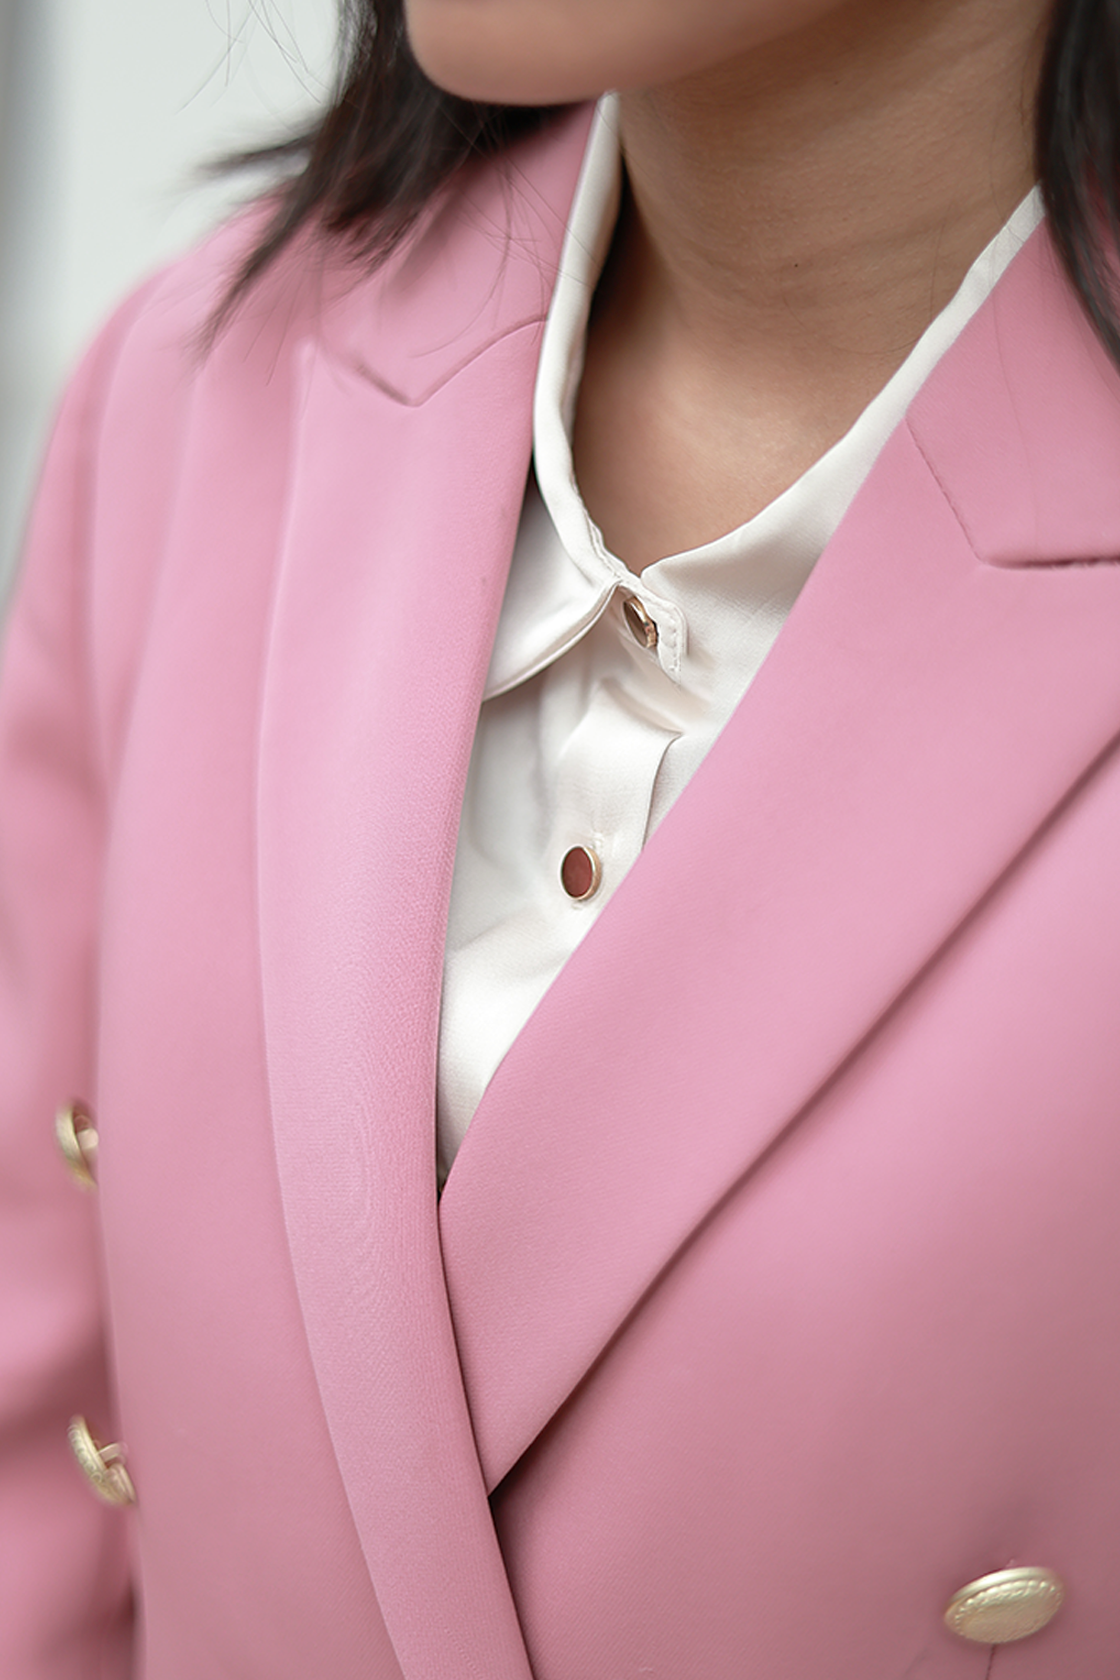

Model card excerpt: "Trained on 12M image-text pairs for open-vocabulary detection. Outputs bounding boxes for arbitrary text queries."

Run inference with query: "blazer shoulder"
[63,99,595,442]
[12,106,595,775]
[7,203,314,791]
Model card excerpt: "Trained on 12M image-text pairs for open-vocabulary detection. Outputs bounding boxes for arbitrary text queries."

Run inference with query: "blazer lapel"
[255,110,591,1679]
[439,223,1120,1494]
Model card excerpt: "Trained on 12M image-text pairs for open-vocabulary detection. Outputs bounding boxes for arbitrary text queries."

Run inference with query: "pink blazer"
[3,104,1120,1680]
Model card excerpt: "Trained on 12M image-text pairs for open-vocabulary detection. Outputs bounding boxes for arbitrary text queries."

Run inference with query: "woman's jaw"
[403,0,856,106]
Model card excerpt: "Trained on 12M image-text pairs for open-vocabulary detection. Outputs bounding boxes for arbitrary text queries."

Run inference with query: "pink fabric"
[2,105,1120,1679]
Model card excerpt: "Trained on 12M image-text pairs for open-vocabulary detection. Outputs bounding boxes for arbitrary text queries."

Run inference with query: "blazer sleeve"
[0,304,147,1678]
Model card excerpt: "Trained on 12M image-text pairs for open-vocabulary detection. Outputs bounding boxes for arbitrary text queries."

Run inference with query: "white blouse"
[435,95,1042,1179]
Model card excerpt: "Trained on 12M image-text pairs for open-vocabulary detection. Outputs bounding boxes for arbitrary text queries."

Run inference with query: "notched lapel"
[321,106,596,407]
[908,225,1120,568]
[257,338,534,1680]
[439,222,1120,1496]
[254,109,589,1678]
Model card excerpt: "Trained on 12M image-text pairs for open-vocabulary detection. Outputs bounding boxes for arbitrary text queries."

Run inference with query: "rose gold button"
[560,845,602,901]
[55,1102,98,1190]
[68,1416,136,1507]
[944,1567,1064,1644]
[621,594,658,651]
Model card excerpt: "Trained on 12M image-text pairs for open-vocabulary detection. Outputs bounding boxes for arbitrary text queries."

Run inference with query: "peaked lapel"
[256,109,592,1680]
[439,222,1120,1494]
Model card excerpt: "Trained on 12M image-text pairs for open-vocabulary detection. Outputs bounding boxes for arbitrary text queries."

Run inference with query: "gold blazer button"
[55,1102,99,1189]
[68,1417,136,1507]
[944,1566,1064,1643]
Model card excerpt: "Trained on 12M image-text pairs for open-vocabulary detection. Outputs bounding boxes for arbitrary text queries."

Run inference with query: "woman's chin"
[404,2,618,106]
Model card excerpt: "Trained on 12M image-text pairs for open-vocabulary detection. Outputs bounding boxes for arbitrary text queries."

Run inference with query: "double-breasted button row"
[49,1099,1065,1627]
[55,1104,135,1507]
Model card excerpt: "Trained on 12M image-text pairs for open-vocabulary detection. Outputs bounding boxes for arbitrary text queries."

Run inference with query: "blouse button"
[621,593,658,651]
[560,845,602,901]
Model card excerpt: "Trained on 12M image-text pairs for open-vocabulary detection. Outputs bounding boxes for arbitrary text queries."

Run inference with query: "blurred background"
[0,0,336,600]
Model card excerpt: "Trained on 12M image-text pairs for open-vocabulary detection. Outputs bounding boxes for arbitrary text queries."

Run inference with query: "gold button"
[55,1102,98,1189]
[68,1416,136,1507]
[560,844,602,901]
[944,1567,1064,1644]
[621,594,658,651]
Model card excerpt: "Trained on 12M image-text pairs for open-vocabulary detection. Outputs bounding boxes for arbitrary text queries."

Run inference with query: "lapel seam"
[903,412,981,562]
[344,313,550,408]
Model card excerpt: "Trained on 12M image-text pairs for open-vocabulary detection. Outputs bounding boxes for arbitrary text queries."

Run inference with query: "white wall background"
[0,0,337,599]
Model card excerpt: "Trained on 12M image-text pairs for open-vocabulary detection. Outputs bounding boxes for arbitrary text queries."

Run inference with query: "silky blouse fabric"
[436,96,1043,1169]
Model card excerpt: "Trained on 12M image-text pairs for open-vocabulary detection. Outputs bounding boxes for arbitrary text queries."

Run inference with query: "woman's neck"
[573,0,1049,565]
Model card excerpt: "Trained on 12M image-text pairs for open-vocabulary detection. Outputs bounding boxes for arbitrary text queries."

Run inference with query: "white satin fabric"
[435,95,1042,1176]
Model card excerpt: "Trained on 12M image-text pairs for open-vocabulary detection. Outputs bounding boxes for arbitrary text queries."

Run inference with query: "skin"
[405,0,1052,566]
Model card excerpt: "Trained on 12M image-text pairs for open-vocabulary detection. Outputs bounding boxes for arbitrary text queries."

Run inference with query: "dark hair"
[216,0,1120,362]
[1036,0,1120,365]
[209,0,559,336]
